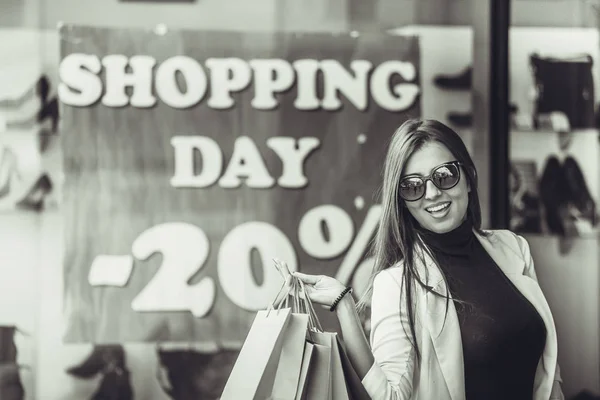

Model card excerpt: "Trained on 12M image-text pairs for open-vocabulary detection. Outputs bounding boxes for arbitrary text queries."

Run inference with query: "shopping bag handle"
[266,279,290,316]
[267,259,323,331]
[297,279,323,332]
[267,274,322,332]
[268,258,297,312]
[286,278,318,342]
[266,272,302,316]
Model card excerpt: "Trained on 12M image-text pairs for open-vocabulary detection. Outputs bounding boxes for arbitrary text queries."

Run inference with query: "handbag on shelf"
[530,53,595,129]
[529,53,596,128]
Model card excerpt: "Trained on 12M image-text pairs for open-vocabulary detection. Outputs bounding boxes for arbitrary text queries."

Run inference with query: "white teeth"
[426,202,450,212]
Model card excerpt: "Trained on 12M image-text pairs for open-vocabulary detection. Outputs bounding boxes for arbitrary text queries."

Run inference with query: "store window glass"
[0,1,490,400]
[508,0,600,397]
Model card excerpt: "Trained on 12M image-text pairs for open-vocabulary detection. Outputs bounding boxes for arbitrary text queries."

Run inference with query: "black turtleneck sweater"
[417,219,547,400]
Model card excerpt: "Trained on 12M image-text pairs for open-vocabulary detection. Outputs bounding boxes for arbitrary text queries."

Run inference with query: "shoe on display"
[15,174,53,212]
[157,348,239,400]
[447,112,472,128]
[66,345,134,400]
[37,97,59,134]
[434,66,472,90]
[91,364,133,400]
[563,156,598,227]
[539,156,572,236]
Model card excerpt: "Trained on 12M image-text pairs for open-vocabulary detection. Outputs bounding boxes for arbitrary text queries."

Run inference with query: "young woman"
[278,119,564,400]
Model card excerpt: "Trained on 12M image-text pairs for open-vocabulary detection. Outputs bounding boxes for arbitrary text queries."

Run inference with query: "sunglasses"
[399,161,463,201]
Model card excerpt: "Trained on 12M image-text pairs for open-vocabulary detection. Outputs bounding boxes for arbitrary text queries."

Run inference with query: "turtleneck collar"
[416,217,475,258]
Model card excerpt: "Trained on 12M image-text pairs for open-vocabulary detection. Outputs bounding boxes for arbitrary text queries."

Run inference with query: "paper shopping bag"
[221,308,291,400]
[336,336,371,400]
[303,341,332,399]
[295,342,315,400]
[327,332,351,400]
[271,313,310,400]
[311,331,351,400]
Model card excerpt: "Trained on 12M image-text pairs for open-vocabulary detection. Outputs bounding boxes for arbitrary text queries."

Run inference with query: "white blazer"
[360,229,564,400]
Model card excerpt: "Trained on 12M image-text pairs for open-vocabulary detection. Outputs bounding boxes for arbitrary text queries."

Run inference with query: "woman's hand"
[274,258,346,308]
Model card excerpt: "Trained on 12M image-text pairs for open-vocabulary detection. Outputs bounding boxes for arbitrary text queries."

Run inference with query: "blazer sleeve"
[361,268,417,400]
[517,234,565,400]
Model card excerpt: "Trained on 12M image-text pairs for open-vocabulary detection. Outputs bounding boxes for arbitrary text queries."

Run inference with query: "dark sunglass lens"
[400,178,425,200]
[432,164,460,189]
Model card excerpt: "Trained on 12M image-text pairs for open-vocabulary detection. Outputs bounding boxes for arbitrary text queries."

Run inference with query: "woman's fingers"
[271,261,294,300]
[273,258,322,287]
[292,271,320,285]
[273,258,293,280]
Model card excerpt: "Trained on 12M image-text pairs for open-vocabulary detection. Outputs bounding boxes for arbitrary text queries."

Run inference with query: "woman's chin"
[425,216,462,234]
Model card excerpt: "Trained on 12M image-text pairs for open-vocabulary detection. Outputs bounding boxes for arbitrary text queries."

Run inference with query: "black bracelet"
[330,287,353,312]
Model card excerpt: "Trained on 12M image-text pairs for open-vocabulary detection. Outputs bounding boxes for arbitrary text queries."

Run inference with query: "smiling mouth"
[425,202,451,213]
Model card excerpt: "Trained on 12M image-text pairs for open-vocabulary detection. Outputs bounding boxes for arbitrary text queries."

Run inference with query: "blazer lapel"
[420,251,466,400]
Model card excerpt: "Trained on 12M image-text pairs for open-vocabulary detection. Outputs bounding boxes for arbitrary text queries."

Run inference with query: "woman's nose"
[424,180,442,200]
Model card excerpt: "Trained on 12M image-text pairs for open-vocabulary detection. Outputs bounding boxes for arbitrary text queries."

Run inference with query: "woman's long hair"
[356,118,485,361]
